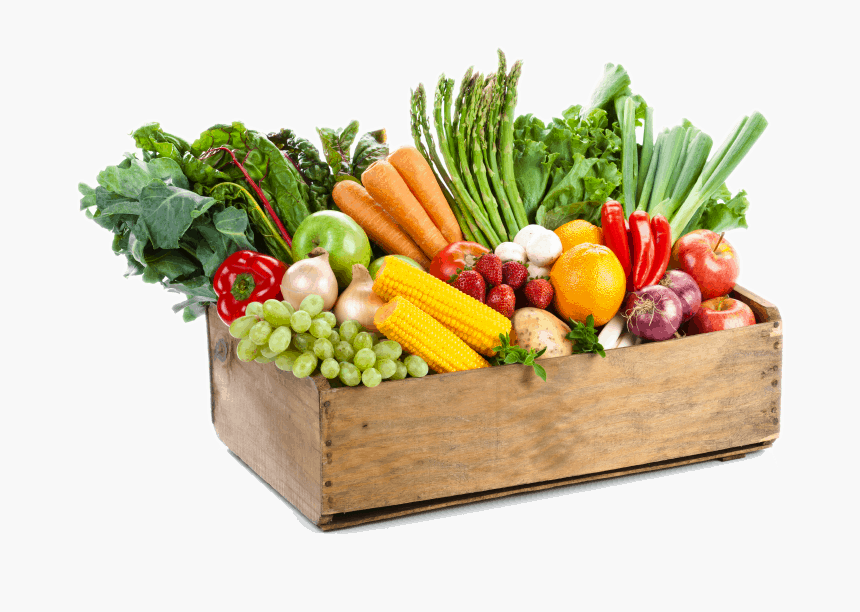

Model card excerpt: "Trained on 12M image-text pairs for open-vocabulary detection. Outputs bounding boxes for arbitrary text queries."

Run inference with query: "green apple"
[292,211,372,289]
[367,255,424,280]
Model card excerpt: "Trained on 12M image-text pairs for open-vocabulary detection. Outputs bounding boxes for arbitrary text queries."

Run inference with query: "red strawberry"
[453,270,487,303]
[501,261,528,290]
[473,253,503,287]
[486,284,516,318]
[524,279,554,309]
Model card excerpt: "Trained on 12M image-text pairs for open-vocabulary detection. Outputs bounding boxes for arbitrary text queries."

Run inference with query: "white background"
[4,1,857,610]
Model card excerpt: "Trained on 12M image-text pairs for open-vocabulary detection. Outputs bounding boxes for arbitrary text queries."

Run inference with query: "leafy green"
[267,128,335,212]
[565,315,606,357]
[351,129,388,180]
[80,155,256,320]
[317,121,360,177]
[492,333,548,381]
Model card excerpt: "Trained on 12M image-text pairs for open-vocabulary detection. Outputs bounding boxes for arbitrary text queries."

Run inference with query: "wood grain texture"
[207,308,323,523]
[317,441,772,530]
[320,293,782,514]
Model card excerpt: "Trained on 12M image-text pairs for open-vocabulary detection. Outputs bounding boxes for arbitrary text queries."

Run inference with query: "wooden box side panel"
[207,309,323,523]
[320,286,782,515]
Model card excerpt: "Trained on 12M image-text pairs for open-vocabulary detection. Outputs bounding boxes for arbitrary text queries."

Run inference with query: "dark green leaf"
[97,156,189,198]
[139,182,216,250]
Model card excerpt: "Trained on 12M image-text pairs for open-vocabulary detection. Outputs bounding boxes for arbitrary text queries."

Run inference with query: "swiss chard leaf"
[317,120,360,176]
[351,129,388,181]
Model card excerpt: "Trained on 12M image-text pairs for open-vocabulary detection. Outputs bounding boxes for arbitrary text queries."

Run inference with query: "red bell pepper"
[629,211,655,290]
[213,250,288,324]
[600,201,631,280]
[640,214,671,287]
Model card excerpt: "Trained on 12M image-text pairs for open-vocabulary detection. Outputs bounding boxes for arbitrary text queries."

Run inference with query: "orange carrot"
[388,146,463,244]
[361,160,448,259]
[332,181,432,268]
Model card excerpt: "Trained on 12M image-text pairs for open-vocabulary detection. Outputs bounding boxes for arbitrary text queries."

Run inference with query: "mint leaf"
[566,317,606,358]
[493,333,549,381]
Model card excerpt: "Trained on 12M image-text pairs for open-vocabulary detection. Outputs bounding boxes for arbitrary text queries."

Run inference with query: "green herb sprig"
[492,333,547,381]
[566,315,606,357]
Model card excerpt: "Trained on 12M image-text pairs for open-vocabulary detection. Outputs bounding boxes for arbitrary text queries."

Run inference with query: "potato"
[509,307,573,359]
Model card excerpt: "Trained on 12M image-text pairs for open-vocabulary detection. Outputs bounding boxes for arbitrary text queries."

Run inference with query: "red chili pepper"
[601,201,631,279]
[640,214,671,287]
[213,250,288,324]
[629,211,655,290]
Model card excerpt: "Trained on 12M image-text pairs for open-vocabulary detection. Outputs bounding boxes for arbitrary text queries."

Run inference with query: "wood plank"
[318,441,773,530]
[320,318,782,514]
[207,308,323,523]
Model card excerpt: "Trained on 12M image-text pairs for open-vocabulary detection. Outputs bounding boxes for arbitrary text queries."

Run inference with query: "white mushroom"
[494,241,527,264]
[525,229,563,267]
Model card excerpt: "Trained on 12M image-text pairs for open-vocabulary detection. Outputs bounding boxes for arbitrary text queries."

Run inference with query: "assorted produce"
[81,50,770,384]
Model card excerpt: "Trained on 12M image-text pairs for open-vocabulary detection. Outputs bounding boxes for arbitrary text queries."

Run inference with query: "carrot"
[388,146,463,244]
[331,181,431,268]
[361,160,448,259]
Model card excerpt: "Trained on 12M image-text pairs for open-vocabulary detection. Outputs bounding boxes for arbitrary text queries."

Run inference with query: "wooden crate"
[206,285,782,530]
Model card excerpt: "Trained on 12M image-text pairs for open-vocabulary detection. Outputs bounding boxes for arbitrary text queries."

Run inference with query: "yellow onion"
[280,247,338,311]
[333,264,386,332]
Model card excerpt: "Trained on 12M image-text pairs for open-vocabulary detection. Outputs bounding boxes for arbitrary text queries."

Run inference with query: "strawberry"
[473,253,503,287]
[453,270,487,303]
[486,284,516,318]
[501,261,528,290]
[524,279,554,309]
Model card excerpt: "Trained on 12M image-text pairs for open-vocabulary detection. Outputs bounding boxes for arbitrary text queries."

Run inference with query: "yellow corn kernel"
[374,297,489,373]
[372,257,511,356]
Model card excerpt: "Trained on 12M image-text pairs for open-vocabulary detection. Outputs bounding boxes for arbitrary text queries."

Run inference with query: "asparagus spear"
[410,87,477,243]
[433,75,498,248]
[499,60,528,228]
[449,67,473,174]
[456,74,484,208]
[485,49,519,236]
[470,75,508,241]
[481,76,519,238]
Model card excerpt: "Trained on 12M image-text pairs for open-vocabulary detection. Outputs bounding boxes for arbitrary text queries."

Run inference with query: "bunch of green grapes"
[227,294,429,388]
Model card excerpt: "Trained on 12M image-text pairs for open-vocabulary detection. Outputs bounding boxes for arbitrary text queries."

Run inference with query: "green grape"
[320,358,340,379]
[338,362,361,387]
[339,320,362,343]
[352,331,373,351]
[299,294,324,317]
[292,353,318,378]
[290,310,312,333]
[327,329,340,345]
[259,345,280,359]
[313,338,334,360]
[229,315,257,339]
[268,325,292,354]
[280,301,296,316]
[275,350,301,372]
[263,299,292,326]
[245,301,264,318]
[361,367,382,388]
[354,348,376,371]
[248,320,274,346]
[376,358,396,379]
[236,338,259,362]
[309,318,332,340]
[391,359,408,380]
[314,311,337,327]
[292,332,315,353]
[405,355,429,377]
[373,340,402,361]
[334,341,355,362]
[254,355,272,364]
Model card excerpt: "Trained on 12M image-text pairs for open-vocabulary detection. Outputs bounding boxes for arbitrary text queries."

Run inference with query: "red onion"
[623,285,684,341]
[658,270,702,322]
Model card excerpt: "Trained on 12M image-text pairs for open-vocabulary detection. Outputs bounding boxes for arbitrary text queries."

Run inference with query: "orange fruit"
[553,219,603,252]
[549,243,626,326]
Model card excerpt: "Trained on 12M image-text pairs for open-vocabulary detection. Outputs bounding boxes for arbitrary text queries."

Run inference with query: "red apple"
[670,229,740,300]
[687,296,756,335]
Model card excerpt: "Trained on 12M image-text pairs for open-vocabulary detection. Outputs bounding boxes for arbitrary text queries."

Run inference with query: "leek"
[621,97,639,216]
[669,112,768,240]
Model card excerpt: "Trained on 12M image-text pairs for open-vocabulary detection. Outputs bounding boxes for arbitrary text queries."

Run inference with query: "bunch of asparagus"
[410,50,526,249]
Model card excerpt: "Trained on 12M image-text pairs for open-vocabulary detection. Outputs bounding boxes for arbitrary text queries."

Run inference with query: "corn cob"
[374,297,489,373]
[372,257,511,356]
